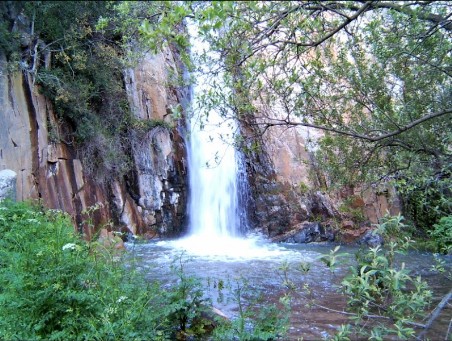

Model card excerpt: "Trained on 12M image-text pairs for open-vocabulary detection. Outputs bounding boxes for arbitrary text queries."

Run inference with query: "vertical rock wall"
[241,118,401,239]
[122,48,189,236]
[0,47,189,238]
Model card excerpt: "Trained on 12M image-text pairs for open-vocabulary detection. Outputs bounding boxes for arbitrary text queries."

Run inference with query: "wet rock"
[339,227,367,244]
[338,225,384,246]
[271,221,335,243]
[0,169,17,201]
[357,229,384,247]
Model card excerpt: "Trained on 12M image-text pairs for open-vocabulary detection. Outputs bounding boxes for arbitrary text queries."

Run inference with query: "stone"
[358,229,384,247]
[97,228,125,251]
[339,227,367,244]
[341,220,355,229]
[272,221,335,243]
[0,169,17,201]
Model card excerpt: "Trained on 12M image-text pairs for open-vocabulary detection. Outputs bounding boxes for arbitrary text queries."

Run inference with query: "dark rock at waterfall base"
[357,229,384,247]
[271,221,336,243]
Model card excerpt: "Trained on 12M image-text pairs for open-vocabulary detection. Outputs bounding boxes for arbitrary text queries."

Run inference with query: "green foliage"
[190,0,452,236]
[429,216,452,254]
[0,2,22,60]
[16,1,134,182]
[0,201,290,340]
[0,1,191,184]
[162,254,212,339]
[298,182,310,195]
[212,278,290,341]
[131,118,172,133]
[319,245,347,274]
[0,200,207,340]
[396,164,452,234]
[338,196,366,223]
[338,215,432,339]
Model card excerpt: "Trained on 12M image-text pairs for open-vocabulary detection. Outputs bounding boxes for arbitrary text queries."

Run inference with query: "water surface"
[126,240,451,340]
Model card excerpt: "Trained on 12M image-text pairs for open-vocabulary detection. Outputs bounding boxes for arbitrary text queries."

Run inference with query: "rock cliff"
[0,47,189,238]
[239,117,401,241]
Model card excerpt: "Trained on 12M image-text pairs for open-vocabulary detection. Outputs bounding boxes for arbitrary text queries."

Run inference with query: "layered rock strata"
[0,47,188,238]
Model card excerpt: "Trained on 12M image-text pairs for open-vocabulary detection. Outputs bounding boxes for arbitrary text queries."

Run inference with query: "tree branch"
[417,288,452,340]
[254,109,451,142]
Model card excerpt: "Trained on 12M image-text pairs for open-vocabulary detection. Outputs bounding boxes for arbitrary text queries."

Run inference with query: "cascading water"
[187,112,240,238]
[159,21,288,259]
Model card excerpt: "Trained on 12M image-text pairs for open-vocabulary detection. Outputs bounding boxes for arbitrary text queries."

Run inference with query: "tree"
[190,1,452,232]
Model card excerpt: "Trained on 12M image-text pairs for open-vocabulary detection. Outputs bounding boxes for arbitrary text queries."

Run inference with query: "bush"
[339,215,432,339]
[429,216,452,254]
[0,200,288,340]
[0,200,203,340]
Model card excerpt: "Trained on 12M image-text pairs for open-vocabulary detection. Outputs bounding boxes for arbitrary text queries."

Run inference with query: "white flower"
[117,296,128,303]
[62,243,77,251]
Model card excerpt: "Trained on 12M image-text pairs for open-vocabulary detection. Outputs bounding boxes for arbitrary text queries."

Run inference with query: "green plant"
[162,253,212,339]
[337,215,432,339]
[338,196,366,223]
[298,182,310,195]
[429,216,452,254]
[0,200,202,340]
[212,277,290,341]
[319,245,347,274]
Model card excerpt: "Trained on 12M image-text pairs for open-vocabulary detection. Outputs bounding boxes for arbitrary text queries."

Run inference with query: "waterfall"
[184,19,248,240]
[158,21,290,259]
[187,111,241,238]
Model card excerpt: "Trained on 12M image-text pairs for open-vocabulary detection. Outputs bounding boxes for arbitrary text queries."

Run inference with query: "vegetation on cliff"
[0,1,187,183]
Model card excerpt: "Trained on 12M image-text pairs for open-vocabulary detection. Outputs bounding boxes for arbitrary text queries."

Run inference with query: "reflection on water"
[125,241,451,340]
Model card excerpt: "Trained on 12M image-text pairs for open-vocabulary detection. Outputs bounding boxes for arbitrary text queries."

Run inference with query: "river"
[125,240,451,340]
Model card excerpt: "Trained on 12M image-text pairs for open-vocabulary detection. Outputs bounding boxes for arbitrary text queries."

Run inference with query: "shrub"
[0,200,287,340]
[0,200,192,340]
[429,216,452,254]
[339,215,432,339]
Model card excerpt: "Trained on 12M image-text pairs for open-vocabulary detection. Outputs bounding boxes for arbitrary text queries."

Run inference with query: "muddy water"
[125,241,451,340]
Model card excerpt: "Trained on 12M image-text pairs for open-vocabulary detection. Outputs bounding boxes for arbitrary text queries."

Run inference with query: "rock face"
[271,221,335,243]
[239,125,343,238]
[0,169,17,201]
[122,49,189,236]
[239,110,400,242]
[0,47,188,238]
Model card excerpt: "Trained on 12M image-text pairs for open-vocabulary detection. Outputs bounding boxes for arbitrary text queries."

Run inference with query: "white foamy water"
[157,234,301,261]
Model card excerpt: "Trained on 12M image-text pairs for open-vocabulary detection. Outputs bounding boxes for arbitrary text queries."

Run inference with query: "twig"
[417,288,452,340]
[445,318,452,341]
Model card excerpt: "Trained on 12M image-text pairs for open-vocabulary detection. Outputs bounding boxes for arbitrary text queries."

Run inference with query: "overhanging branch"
[253,108,452,142]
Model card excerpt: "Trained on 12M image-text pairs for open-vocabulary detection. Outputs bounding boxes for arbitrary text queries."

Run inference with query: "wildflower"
[62,243,77,251]
[117,296,128,303]
[112,256,121,263]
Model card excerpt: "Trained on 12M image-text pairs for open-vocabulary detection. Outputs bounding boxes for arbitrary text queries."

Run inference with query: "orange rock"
[350,196,365,209]
[340,226,369,244]
[97,228,125,250]
[341,220,355,229]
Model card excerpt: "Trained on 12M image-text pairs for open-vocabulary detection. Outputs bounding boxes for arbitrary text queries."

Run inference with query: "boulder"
[97,228,125,250]
[272,221,335,243]
[357,229,384,247]
[0,169,17,201]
